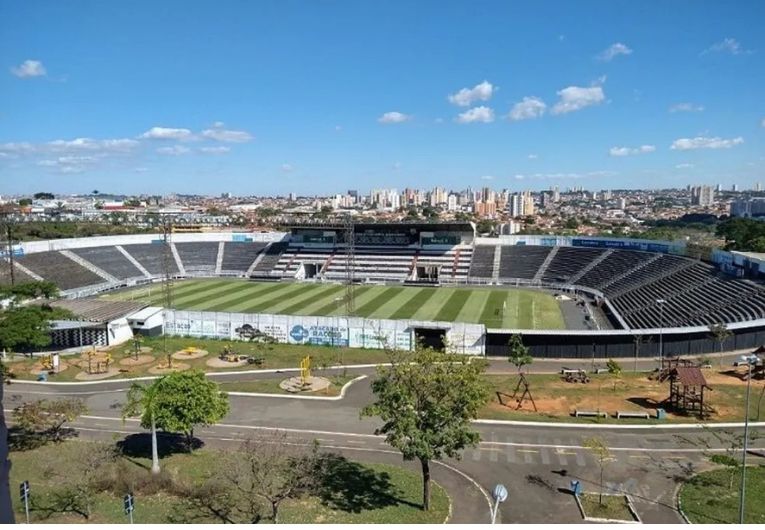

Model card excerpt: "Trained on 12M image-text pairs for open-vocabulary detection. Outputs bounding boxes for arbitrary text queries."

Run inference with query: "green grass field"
[100,278,565,329]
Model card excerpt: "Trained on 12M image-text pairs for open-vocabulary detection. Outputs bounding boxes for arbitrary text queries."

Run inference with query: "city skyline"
[1,0,764,195]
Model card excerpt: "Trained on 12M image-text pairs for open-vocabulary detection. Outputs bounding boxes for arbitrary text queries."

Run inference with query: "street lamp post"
[656,299,666,368]
[739,358,755,524]
[491,484,508,524]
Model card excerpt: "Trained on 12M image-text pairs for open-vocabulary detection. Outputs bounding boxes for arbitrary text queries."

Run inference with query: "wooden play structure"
[497,372,538,412]
[659,362,712,419]
[85,349,112,375]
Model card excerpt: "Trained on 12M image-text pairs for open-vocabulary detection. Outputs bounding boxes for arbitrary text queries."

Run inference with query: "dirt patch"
[171,349,208,360]
[119,355,155,366]
[206,357,248,368]
[148,362,191,375]
[75,368,121,381]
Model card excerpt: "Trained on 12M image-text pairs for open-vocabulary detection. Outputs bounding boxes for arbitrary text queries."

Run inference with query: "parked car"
[733,354,760,367]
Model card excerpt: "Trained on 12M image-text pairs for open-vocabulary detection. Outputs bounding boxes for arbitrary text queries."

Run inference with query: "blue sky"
[1,0,763,196]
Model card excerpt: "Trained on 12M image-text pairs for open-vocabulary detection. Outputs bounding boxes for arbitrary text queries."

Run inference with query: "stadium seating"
[250,241,289,277]
[469,245,496,279]
[121,243,180,276]
[541,247,606,284]
[220,242,267,274]
[15,251,106,291]
[576,249,653,290]
[70,246,146,280]
[498,245,552,280]
[174,242,219,273]
[0,261,36,285]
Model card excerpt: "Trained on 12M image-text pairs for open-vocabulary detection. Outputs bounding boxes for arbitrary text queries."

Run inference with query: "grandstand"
[6,225,765,357]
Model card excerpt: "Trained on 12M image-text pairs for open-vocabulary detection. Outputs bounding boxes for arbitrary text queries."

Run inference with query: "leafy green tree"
[0,305,71,354]
[708,323,733,367]
[126,370,230,456]
[33,192,55,200]
[508,334,533,373]
[362,347,489,510]
[0,281,59,302]
[606,359,622,391]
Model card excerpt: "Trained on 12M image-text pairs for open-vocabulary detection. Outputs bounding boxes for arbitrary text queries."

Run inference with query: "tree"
[123,381,163,474]
[175,433,322,523]
[606,359,622,391]
[0,305,71,354]
[508,334,533,373]
[33,192,54,200]
[708,323,733,367]
[126,370,230,454]
[583,437,611,505]
[362,347,489,510]
[12,399,87,443]
[38,442,118,520]
[632,334,651,372]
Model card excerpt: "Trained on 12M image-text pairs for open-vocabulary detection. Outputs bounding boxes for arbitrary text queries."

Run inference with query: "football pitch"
[101,279,566,329]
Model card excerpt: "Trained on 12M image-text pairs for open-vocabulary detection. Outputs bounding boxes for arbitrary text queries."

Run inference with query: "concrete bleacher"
[416,246,472,281]
[70,246,145,280]
[15,251,106,291]
[541,247,606,284]
[0,262,36,285]
[324,248,416,281]
[469,245,496,279]
[498,245,552,280]
[577,249,654,290]
[250,242,289,277]
[174,242,220,273]
[121,243,180,276]
[220,242,267,274]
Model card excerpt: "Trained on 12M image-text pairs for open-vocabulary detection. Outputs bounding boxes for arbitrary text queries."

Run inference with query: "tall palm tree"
[123,381,162,474]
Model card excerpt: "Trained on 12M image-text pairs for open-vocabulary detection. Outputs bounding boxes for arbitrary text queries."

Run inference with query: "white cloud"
[670,136,744,150]
[597,43,633,61]
[448,81,495,107]
[508,97,546,121]
[669,102,705,113]
[199,146,230,155]
[10,59,46,78]
[201,127,253,143]
[378,111,411,124]
[281,163,294,172]
[392,162,402,171]
[528,154,539,160]
[212,121,225,128]
[609,145,656,157]
[48,137,138,152]
[140,127,194,141]
[455,106,494,124]
[675,163,695,169]
[334,125,342,132]
[704,37,751,55]
[551,85,605,115]
[156,145,191,156]
[37,155,99,173]
[480,175,494,181]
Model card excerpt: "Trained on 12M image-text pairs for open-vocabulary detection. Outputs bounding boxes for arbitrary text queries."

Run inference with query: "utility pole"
[160,216,174,364]
[1,218,16,285]
[343,214,355,316]
[740,359,753,524]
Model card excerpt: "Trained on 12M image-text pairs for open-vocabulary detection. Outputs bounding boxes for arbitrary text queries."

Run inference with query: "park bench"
[573,410,607,418]
[616,411,651,419]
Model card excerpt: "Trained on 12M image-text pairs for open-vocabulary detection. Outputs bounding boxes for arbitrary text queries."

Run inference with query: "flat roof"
[48,299,148,323]
[127,306,164,320]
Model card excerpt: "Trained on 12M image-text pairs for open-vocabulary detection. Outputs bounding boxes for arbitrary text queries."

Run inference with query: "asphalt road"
[4,352,763,524]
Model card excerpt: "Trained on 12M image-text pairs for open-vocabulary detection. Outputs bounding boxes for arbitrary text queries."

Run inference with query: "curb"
[473,418,765,430]
[574,492,641,524]
[227,375,367,400]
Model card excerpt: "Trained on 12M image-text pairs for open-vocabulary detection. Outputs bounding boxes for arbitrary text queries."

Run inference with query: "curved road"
[5,357,763,524]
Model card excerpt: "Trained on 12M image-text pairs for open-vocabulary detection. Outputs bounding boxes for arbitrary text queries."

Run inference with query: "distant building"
[731,198,765,218]
[690,185,714,207]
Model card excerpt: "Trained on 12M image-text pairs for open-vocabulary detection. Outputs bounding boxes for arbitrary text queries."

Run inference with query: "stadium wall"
[163,309,485,355]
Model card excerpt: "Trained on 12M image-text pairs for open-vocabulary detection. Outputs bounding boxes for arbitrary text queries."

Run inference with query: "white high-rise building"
[447,194,458,211]
[691,185,715,207]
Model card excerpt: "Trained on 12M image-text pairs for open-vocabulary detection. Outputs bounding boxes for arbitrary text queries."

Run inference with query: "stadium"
[5,221,765,358]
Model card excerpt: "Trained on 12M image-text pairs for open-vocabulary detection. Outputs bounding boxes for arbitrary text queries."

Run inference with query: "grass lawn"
[99,278,566,329]
[9,442,449,524]
[579,493,636,521]
[679,466,765,524]
[218,374,356,396]
[5,334,392,382]
[480,370,757,423]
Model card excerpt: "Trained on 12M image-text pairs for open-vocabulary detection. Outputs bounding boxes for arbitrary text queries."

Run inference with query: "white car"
[733,354,760,367]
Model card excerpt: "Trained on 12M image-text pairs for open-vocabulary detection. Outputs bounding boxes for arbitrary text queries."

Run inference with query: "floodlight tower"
[343,213,355,316]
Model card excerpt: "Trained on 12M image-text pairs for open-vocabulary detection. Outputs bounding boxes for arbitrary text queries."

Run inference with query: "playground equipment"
[300,355,311,386]
[85,350,112,375]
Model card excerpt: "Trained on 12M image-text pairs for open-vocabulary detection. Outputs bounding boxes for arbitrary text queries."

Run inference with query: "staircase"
[533,246,559,282]
[214,242,225,275]
[568,249,614,285]
[60,249,118,283]
[116,246,152,278]
[169,242,186,276]
[491,245,502,282]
